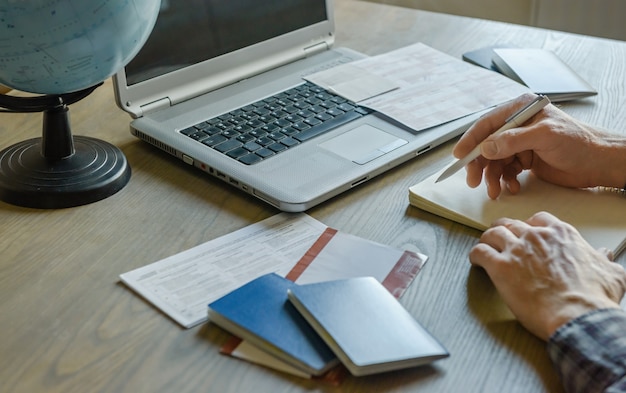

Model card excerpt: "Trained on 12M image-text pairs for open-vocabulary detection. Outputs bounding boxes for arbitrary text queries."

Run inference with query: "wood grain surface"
[1,1,624,392]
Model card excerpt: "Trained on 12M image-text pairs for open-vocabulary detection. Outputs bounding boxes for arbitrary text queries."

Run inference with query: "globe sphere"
[0,0,161,95]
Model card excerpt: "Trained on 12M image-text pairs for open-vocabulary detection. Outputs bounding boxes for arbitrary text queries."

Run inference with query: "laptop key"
[282,126,300,136]
[292,121,310,131]
[222,129,240,139]
[257,136,274,146]
[239,153,263,165]
[316,112,333,121]
[326,107,345,117]
[188,131,209,141]
[268,143,288,153]
[180,126,198,136]
[214,139,242,152]
[304,117,322,126]
[281,137,299,147]
[338,103,357,112]
[268,131,286,141]
[255,148,274,158]
[226,147,249,159]
[202,134,228,147]
[249,129,267,138]
[243,141,263,151]
[237,134,256,143]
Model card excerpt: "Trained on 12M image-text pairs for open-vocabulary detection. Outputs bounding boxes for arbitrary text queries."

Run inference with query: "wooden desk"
[1,1,624,392]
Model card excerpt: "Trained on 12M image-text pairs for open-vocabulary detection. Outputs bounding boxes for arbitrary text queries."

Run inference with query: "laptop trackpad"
[319,124,408,165]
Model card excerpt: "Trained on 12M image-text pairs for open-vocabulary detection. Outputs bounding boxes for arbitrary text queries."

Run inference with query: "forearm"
[547,308,626,393]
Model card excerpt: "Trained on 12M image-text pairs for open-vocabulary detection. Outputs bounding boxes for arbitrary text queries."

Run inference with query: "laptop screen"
[125,0,328,86]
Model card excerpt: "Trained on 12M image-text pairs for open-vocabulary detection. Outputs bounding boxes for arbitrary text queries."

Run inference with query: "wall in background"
[360,0,532,25]
[361,0,626,41]
[531,0,625,41]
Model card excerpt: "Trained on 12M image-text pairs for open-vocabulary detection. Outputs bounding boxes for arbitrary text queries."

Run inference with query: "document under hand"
[305,42,529,132]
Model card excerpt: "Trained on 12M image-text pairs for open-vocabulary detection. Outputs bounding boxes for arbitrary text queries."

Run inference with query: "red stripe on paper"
[285,227,337,282]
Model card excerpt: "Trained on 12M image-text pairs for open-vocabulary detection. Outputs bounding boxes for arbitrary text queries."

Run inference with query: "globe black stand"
[0,84,131,208]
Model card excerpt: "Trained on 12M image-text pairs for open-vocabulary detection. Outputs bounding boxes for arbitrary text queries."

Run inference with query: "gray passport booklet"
[287,276,449,376]
[491,48,596,102]
[463,46,596,102]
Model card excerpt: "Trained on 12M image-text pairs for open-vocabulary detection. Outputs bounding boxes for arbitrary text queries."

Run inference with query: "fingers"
[453,93,539,158]
[480,123,546,161]
[465,159,484,188]
[454,93,543,196]
[470,220,526,268]
[524,211,562,227]
[493,213,561,237]
[598,247,615,261]
[491,217,530,235]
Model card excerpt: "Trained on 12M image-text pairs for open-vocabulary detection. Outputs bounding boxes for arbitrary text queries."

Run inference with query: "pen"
[435,95,550,183]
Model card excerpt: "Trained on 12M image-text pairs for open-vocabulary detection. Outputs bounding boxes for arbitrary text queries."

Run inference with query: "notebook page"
[409,168,626,254]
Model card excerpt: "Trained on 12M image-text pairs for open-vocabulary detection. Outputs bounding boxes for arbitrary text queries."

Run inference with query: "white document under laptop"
[113,0,526,212]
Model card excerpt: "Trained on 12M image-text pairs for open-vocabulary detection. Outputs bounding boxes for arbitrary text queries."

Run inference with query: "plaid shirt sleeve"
[547,308,626,393]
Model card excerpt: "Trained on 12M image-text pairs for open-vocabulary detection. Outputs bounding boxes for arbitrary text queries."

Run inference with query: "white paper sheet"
[119,213,327,328]
[305,42,529,132]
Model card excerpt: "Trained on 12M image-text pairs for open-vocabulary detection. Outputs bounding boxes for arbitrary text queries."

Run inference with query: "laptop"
[113,0,478,212]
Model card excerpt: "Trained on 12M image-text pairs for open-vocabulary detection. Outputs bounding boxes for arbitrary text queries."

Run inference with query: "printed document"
[306,42,529,132]
[119,213,327,328]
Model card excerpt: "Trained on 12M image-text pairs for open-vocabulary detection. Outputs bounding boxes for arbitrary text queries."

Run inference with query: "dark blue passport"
[208,273,338,376]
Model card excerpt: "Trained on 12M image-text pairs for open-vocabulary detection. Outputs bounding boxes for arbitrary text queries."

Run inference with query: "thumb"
[598,247,615,261]
[480,129,533,160]
[480,139,501,159]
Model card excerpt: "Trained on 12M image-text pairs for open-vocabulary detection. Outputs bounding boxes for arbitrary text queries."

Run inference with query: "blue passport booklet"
[287,276,449,376]
[207,273,338,376]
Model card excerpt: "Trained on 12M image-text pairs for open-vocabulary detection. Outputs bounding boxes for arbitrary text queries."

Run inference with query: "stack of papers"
[305,42,529,132]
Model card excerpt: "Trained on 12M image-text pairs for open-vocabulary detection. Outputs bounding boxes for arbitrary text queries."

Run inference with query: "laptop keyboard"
[179,82,371,165]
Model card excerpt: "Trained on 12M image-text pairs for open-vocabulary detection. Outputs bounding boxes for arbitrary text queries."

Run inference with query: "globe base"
[0,84,131,209]
[0,136,131,209]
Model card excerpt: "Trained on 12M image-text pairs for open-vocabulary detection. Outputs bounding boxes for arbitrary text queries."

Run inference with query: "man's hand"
[469,211,626,340]
[453,94,626,199]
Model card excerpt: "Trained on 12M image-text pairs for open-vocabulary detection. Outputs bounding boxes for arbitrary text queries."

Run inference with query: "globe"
[0,0,161,95]
[0,0,161,209]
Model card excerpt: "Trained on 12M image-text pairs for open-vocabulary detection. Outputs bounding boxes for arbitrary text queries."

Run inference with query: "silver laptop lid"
[113,0,335,118]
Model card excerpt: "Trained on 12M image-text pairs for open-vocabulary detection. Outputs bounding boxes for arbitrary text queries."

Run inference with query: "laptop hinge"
[139,97,172,116]
[303,41,330,57]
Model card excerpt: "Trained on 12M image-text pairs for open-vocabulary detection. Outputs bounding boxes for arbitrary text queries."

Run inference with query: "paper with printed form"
[119,213,327,328]
[305,42,529,132]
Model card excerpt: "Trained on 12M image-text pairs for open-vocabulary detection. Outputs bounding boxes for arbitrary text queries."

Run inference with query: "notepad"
[409,168,626,255]
[287,277,449,376]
